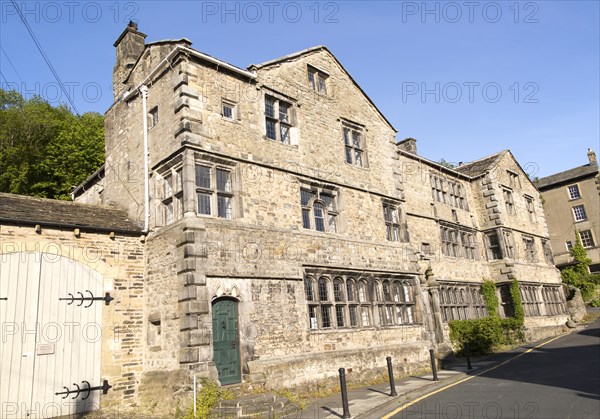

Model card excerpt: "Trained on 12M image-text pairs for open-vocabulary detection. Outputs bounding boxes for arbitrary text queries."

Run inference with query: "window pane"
[328,214,337,233]
[302,209,311,229]
[309,306,318,329]
[301,189,314,206]
[343,128,351,145]
[321,306,331,328]
[349,306,358,326]
[321,194,334,211]
[266,119,277,140]
[354,150,363,166]
[361,306,370,326]
[318,74,327,93]
[165,201,173,224]
[358,283,367,302]
[336,306,345,327]
[345,146,353,164]
[304,278,314,301]
[308,71,316,90]
[318,277,328,301]
[216,169,231,192]
[195,165,211,189]
[279,102,290,123]
[163,175,173,198]
[314,203,325,232]
[280,124,290,144]
[222,104,233,119]
[265,96,275,118]
[197,193,211,215]
[334,280,344,302]
[217,195,232,219]
[346,281,356,301]
[352,131,361,148]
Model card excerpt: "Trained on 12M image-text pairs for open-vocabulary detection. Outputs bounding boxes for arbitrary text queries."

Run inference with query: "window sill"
[261,136,299,148]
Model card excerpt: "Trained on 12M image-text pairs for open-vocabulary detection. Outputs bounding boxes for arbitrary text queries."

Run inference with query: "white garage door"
[1,253,103,418]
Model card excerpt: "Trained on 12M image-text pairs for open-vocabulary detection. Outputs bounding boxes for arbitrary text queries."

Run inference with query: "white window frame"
[579,230,595,248]
[567,184,581,200]
[572,204,587,222]
[221,99,238,121]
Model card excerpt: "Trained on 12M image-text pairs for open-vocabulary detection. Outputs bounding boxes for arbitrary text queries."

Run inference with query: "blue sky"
[1,0,598,178]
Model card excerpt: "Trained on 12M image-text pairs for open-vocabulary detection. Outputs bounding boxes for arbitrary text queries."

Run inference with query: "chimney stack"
[113,21,147,100]
[588,148,597,166]
[397,138,418,155]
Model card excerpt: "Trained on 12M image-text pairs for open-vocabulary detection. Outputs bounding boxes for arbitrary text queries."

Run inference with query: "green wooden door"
[212,299,241,385]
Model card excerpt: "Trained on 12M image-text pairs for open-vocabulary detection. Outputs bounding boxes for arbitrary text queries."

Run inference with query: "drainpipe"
[140,84,150,233]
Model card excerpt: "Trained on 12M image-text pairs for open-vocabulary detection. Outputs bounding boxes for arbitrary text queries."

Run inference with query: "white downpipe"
[193,375,197,416]
[140,84,150,233]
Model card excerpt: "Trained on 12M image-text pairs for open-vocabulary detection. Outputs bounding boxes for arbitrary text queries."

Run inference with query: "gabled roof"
[535,163,599,190]
[0,193,142,234]
[454,150,508,178]
[249,46,397,132]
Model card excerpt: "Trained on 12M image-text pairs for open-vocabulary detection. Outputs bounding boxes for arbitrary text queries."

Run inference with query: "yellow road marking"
[382,334,566,419]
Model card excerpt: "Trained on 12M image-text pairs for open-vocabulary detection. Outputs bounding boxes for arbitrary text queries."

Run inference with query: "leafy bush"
[449,279,524,355]
[560,233,598,303]
[180,378,233,419]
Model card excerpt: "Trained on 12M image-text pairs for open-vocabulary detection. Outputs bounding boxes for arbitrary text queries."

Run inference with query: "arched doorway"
[211,298,241,385]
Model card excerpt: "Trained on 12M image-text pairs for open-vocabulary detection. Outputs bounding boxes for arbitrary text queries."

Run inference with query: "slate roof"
[454,150,507,178]
[535,164,599,190]
[0,193,142,234]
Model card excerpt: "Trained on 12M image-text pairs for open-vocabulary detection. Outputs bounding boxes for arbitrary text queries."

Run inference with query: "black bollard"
[429,349,439,381]
[339,368,351,418]
[386,357,398,397]
[465,344,473,370]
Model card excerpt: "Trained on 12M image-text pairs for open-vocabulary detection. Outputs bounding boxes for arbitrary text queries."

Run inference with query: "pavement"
[293,317,599,419]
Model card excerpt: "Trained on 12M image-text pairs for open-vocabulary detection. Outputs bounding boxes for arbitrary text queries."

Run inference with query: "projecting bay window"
[343,122,367,167]
[300,187,339,233]
[522,235,538,263]
[485,231,502,260]
[304,274,417,330]
[520,285,542,317]
[264,94,295,144]
[195,163,234,219]
[157,167,183,226]
[541,239,554,264]
[502,230,516,259]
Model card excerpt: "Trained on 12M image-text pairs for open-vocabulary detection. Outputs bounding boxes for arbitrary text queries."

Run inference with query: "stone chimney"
[587,148,597,166]
[397,138,417,155]
[113,21,147,100]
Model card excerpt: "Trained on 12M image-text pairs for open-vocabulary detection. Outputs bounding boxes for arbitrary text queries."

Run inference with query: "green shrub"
[448,279,524,355]
[180,378,233,419]
[481,280,499,317]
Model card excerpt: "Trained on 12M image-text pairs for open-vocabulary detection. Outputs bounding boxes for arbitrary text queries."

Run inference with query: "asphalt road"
[384,319,600,419]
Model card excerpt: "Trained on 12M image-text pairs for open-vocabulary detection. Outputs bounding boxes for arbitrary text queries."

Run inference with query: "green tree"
[561,232,595,302]
[439,159,456,169]
[0,88,104,200]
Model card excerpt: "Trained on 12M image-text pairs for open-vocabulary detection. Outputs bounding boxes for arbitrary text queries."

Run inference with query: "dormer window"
[308,65,328,94]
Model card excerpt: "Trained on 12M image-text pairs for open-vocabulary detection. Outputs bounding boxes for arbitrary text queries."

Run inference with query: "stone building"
[1,22,569,416]
[536,149,600,273]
